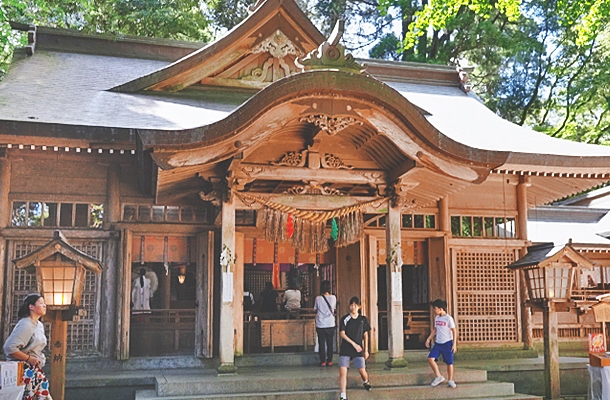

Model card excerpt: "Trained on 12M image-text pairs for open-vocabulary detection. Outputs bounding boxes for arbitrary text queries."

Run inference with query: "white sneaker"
[431,376,445,387]
[448,380,457,388]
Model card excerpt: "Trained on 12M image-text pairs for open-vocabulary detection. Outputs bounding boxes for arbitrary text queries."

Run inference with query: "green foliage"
[369,32,401,60]
[2,0,212,41]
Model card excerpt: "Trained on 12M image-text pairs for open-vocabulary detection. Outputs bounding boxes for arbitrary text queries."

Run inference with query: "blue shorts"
[428,340,454,365]
[339,355,366,369]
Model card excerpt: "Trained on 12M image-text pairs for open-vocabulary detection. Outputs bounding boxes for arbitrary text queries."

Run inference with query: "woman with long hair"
[4,293,52,399]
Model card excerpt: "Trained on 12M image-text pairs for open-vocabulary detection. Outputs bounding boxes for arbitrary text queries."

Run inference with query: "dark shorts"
[428,340,454,365]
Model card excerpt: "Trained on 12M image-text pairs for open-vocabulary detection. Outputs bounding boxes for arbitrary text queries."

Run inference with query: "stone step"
[136,381,527,400]
[154,366,487,397]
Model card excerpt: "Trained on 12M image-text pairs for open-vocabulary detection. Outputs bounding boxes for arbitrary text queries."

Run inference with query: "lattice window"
[7,240,102,355]
[455,250,518,342]
[245,270,272,300]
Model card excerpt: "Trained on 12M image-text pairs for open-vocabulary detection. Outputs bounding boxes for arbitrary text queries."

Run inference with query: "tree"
[1,0,213,81]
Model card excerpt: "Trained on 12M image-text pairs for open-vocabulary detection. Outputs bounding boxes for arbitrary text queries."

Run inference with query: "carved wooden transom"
[299,114,363,136]
[285,183,345,195]
[272,149,352,170]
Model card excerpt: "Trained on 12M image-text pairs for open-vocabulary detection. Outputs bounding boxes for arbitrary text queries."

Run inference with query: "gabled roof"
[2,1,610,207]
[506,242,595,270]
[111,0,325,92]
[13,230,103,273]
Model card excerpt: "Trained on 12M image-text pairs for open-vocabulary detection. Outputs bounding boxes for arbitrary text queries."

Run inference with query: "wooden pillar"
[367,234,379,353]
[0,155,10,338]
[218,196,237,374]
[50,310,68,400]
[195,231,214,358]
[0,155,10,228]
[105,164,121,226]
[385,204,407,368]
[517,176,533,349]
[438,196,450,233]
[543,300,561,400]
[100,234,119,357]
[116,229,132,360]
[234,232,244,356]
[516,176,530,240]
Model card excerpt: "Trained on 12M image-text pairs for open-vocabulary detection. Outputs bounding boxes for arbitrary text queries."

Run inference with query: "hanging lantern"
[13,231,102,310]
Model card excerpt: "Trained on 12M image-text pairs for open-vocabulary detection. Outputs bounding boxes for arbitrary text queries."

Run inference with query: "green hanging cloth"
[331,218,339,241]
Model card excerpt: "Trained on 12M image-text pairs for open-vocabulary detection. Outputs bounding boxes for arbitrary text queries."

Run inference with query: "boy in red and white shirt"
[425,298,457,388]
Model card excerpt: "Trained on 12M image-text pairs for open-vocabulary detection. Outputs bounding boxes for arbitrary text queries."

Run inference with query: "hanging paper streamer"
[163,236,169,275]
[242,191,383,253]
[331,218,339,241]
[286,213,295,238]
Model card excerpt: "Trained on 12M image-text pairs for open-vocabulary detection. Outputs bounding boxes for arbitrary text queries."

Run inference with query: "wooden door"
[195,231,214,358]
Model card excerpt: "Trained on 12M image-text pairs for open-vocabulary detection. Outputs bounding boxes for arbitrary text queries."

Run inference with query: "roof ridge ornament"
[248,0,265,13]
[295,20,365,73]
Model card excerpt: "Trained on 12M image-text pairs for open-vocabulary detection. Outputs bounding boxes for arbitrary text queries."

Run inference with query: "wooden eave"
[110,0,325,93]
[149,71,500,207]
[13,231,103,274]
[140,70,508,177]
[0,120,137,148]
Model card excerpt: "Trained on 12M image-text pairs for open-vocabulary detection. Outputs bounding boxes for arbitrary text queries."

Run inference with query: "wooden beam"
[233,163,387,185]
[387,159,418,183]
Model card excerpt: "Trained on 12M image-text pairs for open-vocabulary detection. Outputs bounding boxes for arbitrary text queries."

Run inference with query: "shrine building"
[2,0,610,375]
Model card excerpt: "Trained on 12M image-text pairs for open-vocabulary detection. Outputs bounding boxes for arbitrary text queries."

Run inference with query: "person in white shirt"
[283,282,301,311]
[425,298,458,389]
[314,280,336,366]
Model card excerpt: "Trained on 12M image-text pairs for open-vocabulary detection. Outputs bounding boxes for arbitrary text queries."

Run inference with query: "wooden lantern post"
[13,231,103,400]
[507,242,593,400]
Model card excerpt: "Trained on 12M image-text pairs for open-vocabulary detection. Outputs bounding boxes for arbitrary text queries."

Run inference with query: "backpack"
[243,292,254,311]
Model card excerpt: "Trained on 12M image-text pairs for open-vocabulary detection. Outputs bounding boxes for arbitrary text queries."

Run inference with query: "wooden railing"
[378,309,430,349]
[243,309,318,354]
[130,309,196,356]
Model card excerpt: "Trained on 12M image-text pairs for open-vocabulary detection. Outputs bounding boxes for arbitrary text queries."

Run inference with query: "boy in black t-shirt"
[338,296,371,400]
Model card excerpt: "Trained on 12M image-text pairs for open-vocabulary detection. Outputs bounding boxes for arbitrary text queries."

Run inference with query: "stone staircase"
[134,363,542,400]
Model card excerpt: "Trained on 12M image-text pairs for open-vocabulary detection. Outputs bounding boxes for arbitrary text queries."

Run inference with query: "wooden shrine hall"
[2,0,610,374]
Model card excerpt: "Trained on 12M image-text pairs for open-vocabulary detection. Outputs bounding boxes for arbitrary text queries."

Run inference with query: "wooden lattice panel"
[455,250,518,342]
[7,240,102,355]
[245,270,272,299]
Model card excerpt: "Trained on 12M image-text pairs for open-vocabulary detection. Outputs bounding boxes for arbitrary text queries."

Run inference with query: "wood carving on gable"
[240,30,304,84]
